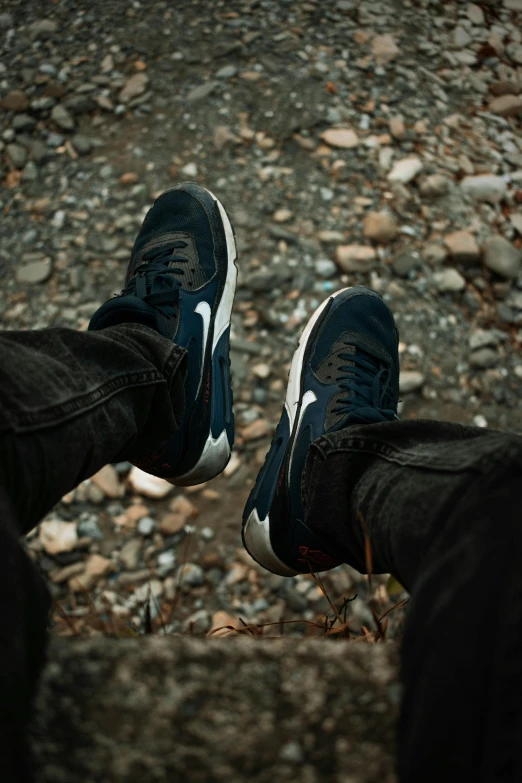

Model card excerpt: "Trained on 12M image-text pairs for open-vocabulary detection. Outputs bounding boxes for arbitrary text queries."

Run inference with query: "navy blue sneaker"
[89,183,238,486]
[242,287,399,576]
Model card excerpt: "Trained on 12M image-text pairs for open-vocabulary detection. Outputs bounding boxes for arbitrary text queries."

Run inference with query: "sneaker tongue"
[331,406,395,429]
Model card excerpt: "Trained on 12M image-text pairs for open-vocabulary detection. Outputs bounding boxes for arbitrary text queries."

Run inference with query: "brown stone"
[160,513,186,535]
[0,90,29,112]
[169,495,199,519]
[488,94,522,118]
[371,34,401,64]
[489,80,520,97]
[320,128,359,149]
[335,245,376,273]
[91,464,124,499]
[363,211,398,244]
[389,117,406,140]
[444,230,480,264]
[119,172,139,186]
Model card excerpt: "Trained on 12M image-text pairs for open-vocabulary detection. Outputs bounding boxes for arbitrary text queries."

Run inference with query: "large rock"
[483,235,522,279]
[31,637,400,783]
[461,175,507,204]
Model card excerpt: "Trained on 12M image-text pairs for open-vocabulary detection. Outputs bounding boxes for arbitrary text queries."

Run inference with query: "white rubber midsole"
[243,288,351,573]
[243,508,299,576]
[172,187,238,486]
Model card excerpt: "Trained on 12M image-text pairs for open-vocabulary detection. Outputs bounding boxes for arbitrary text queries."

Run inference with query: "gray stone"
[186,81,218,102]
[177,562,205,587]
[31,96,56,112]
[0,13,14,29]
[119,538,141,571]
[314,258,337,278]
[453,27,471,48]
[16,258,52,285]
[137,516,155,536]
[461,175,507,204]
[484,235,522,279]
[181,609,211,634]
[470,348,499,369]
[77,514,103,540]
[6,143,27,169]
[71,134,92,155]
[244,266,292,292]
[12,114,36,132]
[28,140,52,164]
[393,252,419,277]
[433,268,466,292]
[22,161,38,181]
[399,371,425,393]
[51,104,75,131]
[31,638,399,782]
[387,157,423,184]
[28,19,58,39]
[467,3,485,24]
[46,132,65,148]
[420,174,450,198]
[215,65,237,79]
[507,42,522,65]
[469,329,501,351]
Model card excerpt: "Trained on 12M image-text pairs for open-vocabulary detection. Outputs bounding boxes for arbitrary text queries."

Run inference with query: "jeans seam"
[3,370,166,434]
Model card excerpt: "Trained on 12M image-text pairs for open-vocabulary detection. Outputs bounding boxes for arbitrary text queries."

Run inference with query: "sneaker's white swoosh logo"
[288,390,317,478]
[195,301,211,360]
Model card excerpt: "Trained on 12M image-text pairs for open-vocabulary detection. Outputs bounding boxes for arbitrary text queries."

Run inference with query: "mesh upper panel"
[311,293,398,373]
[129,190,217,283]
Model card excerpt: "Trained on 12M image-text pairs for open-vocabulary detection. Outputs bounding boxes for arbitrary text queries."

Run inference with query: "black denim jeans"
[0,324,186,783]
[1,323,521,782]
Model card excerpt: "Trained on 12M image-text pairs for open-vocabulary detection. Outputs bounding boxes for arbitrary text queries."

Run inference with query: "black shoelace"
[332,341,398,426]
[120,240,189,317]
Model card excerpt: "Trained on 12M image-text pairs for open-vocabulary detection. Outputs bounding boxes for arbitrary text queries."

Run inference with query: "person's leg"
[1,182,238,536]
[303,419,522,782]
[0,182,238,782]
[0,489,51,783]
[0,321,186,783]
[244,285,522,781]
[0,323,186,535]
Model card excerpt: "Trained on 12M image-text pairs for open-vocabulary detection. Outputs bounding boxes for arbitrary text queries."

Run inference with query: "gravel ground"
[2,0,522,638]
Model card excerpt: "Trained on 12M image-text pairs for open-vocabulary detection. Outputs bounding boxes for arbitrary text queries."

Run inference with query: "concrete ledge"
[31,637,400,782]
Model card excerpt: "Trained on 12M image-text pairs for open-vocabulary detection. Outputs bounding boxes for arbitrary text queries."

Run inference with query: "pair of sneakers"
[90,184,400,576]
